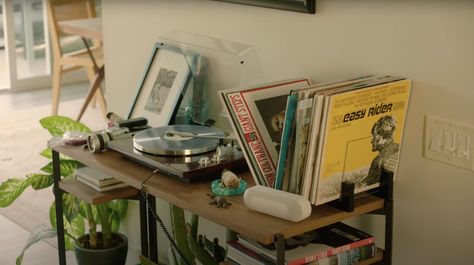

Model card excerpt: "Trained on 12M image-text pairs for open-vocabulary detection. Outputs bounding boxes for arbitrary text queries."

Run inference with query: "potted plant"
[0,116,128,265]
[73,201,128,265]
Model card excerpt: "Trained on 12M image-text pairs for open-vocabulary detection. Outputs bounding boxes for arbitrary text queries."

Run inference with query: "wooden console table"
[52,144,390,265]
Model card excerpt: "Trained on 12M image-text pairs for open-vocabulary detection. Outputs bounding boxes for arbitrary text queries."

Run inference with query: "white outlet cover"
[424,115,474,171]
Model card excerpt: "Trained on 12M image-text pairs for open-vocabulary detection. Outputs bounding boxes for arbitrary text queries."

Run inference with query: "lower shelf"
[223,248,384,265]
[59,178,138,204]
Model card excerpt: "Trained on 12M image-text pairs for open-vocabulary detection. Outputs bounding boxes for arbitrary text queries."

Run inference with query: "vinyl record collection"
[222,75,411,205]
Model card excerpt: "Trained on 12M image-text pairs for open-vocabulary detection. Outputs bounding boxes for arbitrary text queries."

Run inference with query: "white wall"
[103,1,474,264]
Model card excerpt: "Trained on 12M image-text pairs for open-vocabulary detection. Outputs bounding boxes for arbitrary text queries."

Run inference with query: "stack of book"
[221,75,411,205]
[75,166,129,192]
[226,222,376,265]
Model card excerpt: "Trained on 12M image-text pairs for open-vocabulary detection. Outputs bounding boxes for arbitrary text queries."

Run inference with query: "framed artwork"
[214,0,315,14]
[128,43,192,127]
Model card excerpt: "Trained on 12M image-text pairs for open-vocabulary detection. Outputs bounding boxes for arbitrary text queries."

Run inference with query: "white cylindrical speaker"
[243,185,312,222]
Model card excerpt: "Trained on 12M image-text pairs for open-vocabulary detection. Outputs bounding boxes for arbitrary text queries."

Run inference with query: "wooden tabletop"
[57,17,102,40]
[53,145,385,245]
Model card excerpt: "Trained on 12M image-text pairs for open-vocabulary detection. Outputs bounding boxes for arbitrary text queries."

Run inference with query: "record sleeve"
[219,78,311,187]
[289,75,377,198]
[313,78,411,205]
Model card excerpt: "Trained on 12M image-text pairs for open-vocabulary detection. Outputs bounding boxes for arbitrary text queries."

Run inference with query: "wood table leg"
[77,66,105,121]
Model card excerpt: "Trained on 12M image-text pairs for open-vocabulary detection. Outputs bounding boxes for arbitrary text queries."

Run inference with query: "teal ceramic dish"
[211,179,247,196]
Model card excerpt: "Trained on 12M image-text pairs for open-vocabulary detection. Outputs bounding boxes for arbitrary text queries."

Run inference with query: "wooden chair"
[46,0,107,118]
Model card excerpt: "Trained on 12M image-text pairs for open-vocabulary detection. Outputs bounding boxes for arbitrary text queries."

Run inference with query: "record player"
[108,124,247,182]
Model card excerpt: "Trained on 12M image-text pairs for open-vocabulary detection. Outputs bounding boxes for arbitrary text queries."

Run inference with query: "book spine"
[312,244,376,265]
[76,176,101,191]
[274,93,298,190]
[337,244,376,265]
[75,171,101,186]
[288,237,375,265]
[227,241,274,265]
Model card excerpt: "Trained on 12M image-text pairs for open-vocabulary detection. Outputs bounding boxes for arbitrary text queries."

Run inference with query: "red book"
[237,222,374,265]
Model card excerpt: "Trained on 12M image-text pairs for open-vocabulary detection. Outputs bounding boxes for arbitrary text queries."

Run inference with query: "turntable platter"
[133,125,225,156]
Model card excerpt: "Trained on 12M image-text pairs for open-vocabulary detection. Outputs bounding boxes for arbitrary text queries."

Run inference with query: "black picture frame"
[127,43,193,127]
[215,0,315,14]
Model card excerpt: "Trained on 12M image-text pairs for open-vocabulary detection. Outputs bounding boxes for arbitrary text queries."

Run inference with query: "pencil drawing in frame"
[214,0,315,14]
[128,43,192,127]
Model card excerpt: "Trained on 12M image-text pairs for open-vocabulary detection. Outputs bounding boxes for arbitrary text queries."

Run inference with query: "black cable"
[140,169,192,265]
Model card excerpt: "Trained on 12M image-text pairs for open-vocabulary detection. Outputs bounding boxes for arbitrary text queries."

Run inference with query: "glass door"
[1,0,51,91]
[1,1,9,89]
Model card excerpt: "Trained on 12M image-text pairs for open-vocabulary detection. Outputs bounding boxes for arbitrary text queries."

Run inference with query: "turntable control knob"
[199,157,211,166]
[216,146,223,156]
[214,146,228,163]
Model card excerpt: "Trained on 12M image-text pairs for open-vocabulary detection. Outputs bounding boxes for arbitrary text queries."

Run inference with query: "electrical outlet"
[424,115,474,170]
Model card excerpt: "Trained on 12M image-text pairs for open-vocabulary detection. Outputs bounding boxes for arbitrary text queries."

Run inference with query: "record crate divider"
[328,169,394,265]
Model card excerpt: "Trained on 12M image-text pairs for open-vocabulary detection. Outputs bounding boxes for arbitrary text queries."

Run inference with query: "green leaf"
[139,255,162,265]
[49,202,85,251]
[63,194,81,223]
[28,174,53,190]
[110,212,120,232]
[0,178,33,207]
[40,148,53,159]
[170,205,195,265]
[16,227,57,265]
[40,116,91,137]
[49,202,57,228]
[91,205,100,225]
[191,214,199,239]
[69,215,85,241]
[108,200,128,219]
[168,247,178,265]
[186,224,217,265]
[78,200,88,219]
[78,201,99,228]
[40,148,71,160]
[40,160,82,177]
[64,216,85,250]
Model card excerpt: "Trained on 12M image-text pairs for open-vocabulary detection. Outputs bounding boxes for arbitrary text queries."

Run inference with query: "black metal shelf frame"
[53,149,392,265]
[52,150,159,265]
[274,170,394,265]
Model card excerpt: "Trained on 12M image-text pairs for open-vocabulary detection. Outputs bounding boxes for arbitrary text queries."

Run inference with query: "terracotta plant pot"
[74,232,128,265]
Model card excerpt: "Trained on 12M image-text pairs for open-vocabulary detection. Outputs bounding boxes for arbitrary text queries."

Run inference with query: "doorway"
[1,0,51,91]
